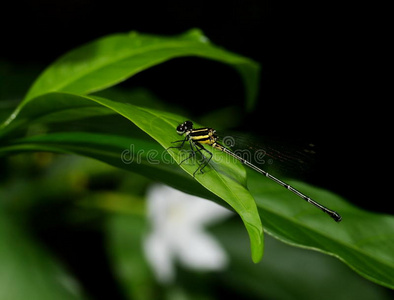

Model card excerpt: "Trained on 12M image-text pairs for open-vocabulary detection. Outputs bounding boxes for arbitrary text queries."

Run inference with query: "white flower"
[144,184,233,284]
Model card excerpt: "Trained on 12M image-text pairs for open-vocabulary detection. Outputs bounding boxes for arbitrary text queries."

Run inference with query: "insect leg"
[178,140,198,166]
[166,136,188,150]
[192,142,213,175]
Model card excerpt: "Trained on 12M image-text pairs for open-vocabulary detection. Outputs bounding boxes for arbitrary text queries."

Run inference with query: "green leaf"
[1,92,264,263]
[23,29,259,108]
[246,170,394,289]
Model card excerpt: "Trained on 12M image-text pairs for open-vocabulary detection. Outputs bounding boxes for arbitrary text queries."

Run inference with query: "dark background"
[1,0,390,213]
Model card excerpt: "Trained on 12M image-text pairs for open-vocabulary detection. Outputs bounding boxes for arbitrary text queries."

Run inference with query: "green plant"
[1,29,393,299]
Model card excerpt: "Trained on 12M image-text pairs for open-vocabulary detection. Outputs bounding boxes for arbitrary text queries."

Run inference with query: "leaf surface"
[1,92,264,262]
[247,170,394,288]
[23,29,259,109]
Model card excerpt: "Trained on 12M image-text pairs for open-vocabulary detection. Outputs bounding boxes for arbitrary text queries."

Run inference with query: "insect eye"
[176,124,185,134]
[176,121,193,134]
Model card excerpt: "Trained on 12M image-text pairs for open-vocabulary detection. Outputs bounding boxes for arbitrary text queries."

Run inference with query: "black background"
[1,1,391,213]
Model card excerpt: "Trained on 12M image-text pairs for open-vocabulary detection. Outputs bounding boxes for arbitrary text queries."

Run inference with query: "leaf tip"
[245,222,264,263]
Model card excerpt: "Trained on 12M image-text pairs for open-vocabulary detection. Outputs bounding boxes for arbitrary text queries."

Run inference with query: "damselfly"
[168,120,342,222]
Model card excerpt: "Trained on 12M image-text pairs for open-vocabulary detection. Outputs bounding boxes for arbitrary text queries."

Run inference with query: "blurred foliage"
[0,154,392,299]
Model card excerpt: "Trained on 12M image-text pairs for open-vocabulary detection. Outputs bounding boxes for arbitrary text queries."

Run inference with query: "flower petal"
[143,232,175,284]
[176,229,229,271]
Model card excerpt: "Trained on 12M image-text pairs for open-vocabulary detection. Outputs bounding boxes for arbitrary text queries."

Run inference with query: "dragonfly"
[168,120,342,222]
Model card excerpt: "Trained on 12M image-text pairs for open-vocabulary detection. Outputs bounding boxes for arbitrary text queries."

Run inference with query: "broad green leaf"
[246,170,394,289]
[23,29,259,108]
[1,92,264,263]
[88,94,264,263]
